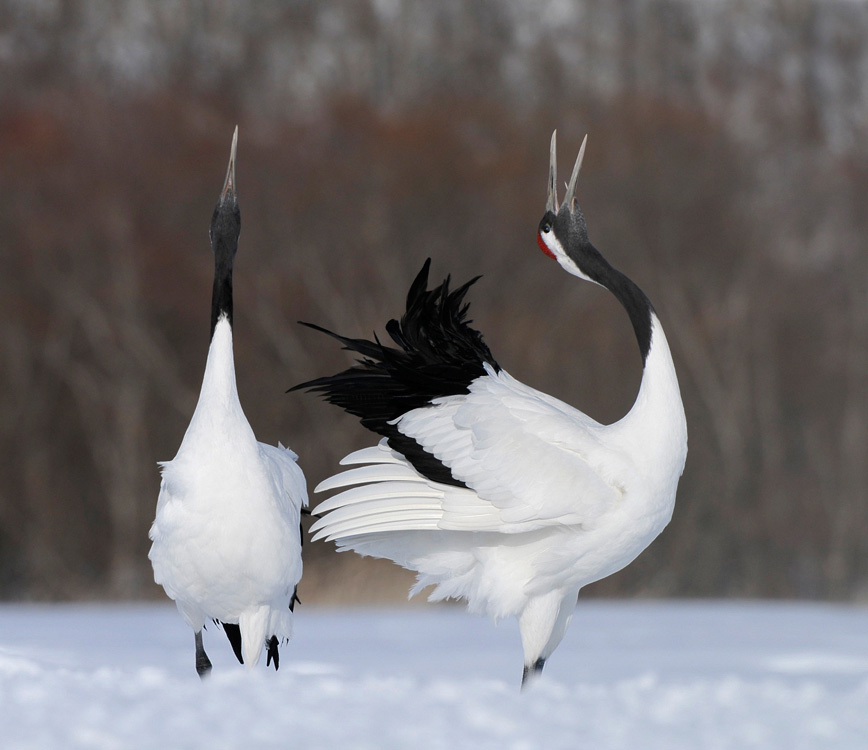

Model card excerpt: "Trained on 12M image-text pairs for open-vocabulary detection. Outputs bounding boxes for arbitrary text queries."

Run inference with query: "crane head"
[536,132,593,279]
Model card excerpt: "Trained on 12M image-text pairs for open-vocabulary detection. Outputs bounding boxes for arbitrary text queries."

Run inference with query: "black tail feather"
[221,622,244,665]
[291,259,498,487]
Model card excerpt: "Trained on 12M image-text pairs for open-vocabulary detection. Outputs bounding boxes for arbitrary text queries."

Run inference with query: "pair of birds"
[148,127,687,687]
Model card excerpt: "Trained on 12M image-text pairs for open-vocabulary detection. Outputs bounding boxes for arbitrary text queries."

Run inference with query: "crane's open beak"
[546,130,558,213]
[562,134,587,212]
[221,126,238,204]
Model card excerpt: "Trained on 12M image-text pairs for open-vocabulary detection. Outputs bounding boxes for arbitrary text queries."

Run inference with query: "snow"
[1,601,867,749]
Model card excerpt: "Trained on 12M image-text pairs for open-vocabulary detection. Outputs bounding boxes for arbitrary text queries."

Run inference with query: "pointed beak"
[546,130,558,213]
[221,125,238,204]
[562,134,587,212]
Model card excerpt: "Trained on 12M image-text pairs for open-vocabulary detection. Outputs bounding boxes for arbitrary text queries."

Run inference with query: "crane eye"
[542,223,552,233]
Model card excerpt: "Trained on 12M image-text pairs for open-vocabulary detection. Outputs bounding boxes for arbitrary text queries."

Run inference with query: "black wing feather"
[291,259,499,487]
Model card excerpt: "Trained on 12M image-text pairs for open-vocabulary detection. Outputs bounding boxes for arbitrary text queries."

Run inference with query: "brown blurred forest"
[1,0,867,603]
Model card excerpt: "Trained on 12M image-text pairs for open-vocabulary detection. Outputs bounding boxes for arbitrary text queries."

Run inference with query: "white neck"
[178,315,254,452]
[614,313,687,482]
[201,315,239,402]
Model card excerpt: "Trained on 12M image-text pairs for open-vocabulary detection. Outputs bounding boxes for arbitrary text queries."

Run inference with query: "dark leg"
[266,636,280,671]
[520,657,546,690]
[195,630,212,678]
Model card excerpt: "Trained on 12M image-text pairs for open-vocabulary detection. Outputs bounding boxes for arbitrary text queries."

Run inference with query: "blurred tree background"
[1,0,867,603]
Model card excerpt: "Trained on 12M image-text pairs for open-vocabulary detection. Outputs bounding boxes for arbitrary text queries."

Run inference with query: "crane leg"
[195,630,212,678]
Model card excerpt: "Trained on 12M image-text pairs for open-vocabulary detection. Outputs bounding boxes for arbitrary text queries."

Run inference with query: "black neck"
[584,243,654,364]
[210,255,233,338]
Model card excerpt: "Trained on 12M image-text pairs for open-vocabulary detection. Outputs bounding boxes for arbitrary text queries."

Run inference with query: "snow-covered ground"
[1,601,867,749]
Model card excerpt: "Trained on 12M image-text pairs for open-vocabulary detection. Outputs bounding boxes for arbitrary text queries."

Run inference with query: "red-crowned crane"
[293,133,687,687]
[149,128,307,677]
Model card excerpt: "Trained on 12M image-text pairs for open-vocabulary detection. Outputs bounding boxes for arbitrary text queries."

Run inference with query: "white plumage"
[149,128,307,675]
[297,132,687,686]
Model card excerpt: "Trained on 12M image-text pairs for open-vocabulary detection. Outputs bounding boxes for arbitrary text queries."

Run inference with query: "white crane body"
[149,129,307,675]
[295,133,686,686]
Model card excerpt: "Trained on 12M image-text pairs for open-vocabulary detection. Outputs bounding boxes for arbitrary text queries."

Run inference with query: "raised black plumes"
[291,259,499,487]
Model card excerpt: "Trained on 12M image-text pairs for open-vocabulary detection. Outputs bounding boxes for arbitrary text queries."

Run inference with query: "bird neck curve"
[581,247,686,478]
[210,254,234,339]
[618,313,687,480]
[579,244,653,366]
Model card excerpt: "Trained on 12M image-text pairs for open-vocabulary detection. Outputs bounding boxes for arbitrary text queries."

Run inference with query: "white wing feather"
[397,365,631,530]
[312,365,638,540]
